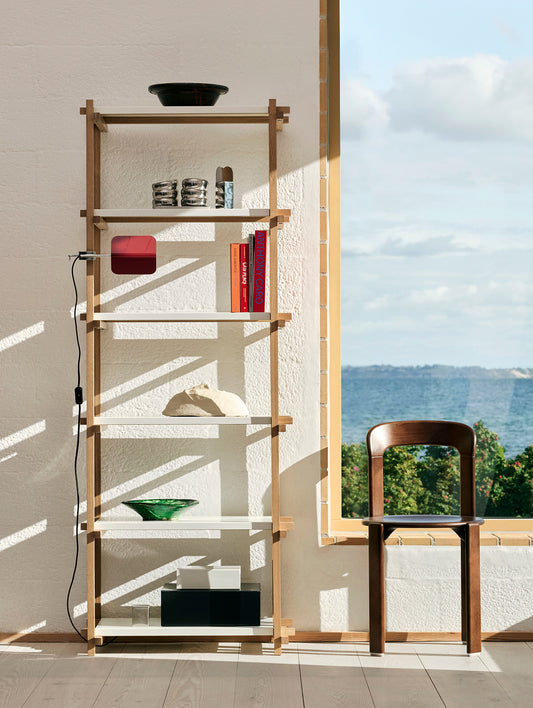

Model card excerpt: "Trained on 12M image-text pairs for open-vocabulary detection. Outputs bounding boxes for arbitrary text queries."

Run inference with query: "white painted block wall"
[1,0,532,636]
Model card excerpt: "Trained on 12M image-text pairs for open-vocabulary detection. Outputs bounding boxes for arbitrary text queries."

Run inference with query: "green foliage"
[417,445,460,515]
[473,421,506,516]
[341,420,533,519]
[341,442,368,518]
[382,445,428,514]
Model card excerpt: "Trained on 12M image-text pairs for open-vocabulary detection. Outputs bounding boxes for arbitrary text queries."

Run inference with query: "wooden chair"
[362,420,484,655]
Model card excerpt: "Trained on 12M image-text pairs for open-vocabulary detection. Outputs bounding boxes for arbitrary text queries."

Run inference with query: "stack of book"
[230,230,268,312]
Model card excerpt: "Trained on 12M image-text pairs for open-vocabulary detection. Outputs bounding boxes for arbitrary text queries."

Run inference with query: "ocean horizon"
[342,365,533,458]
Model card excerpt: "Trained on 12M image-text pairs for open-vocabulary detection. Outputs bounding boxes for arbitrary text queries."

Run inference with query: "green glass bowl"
[122,498,199,521]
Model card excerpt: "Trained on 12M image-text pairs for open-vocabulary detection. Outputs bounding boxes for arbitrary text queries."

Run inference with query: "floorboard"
[0,643,78,708]
[233,643,303,708]
[298,642,374,708]
[478,642,533,708]
[21,643,121,708]
[415,642,514,708]
[162,642,240,708]
[359,642,445,708]
[91,643,176,707]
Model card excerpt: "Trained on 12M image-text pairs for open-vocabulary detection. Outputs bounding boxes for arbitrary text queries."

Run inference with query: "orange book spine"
[230,243,240,312]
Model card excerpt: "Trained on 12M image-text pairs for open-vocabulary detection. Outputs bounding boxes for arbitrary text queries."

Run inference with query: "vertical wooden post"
[93,117,102,625]
[268,99,282,655]
[85,99,97,655]
[368,524,385,655]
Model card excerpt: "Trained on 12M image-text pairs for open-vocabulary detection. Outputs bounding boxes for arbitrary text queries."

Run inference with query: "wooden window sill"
[321,531,533,546]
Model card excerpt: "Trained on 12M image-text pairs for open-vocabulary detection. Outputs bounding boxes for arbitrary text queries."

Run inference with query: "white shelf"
[93,517,273,532]
[92,416,272,426]
[88,312,273,322]
[96,617,274,637]
[97,106,273,118]
[93,208,269,219]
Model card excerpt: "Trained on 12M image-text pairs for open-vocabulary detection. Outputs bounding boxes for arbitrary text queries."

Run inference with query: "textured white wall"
[1,0,532,638]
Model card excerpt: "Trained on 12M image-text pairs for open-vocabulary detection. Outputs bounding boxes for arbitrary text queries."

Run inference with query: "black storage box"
[161,582,261,626]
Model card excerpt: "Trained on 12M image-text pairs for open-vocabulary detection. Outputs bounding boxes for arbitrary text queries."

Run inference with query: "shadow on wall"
[277,449,369,633]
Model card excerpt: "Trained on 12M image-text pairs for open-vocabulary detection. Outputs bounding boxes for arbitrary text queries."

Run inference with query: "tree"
[486,443,533,518]
[472,421,506,517]
[418,445,460,515]
[341,442,368,517]
[382,445,428,514]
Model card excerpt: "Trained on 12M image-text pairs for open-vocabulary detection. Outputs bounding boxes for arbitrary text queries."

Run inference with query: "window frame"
[324,0,532,539]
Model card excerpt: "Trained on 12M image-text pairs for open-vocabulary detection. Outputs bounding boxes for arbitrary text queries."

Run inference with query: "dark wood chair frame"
[362,420,484,655]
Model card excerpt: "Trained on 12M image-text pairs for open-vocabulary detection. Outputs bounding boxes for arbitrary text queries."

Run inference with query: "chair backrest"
[366,420,476,517]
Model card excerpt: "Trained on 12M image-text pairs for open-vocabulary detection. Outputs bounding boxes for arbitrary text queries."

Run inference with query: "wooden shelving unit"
[81,98,294,654]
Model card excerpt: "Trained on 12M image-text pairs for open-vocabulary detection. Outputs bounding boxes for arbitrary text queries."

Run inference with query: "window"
[328,0,533,533]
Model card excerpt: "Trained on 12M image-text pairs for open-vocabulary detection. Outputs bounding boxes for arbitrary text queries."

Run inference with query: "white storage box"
[178,565,241,590]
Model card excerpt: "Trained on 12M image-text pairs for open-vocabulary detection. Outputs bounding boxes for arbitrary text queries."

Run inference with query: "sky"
[340,0,533,367]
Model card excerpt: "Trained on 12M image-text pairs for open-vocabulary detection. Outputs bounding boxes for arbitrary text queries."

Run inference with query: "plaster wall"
[0,0,532,637]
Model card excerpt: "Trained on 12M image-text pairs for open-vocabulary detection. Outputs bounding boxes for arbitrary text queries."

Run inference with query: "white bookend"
[178,565,241,589]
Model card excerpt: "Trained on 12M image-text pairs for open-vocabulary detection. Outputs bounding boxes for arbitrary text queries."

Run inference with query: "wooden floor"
[1,640,532,707]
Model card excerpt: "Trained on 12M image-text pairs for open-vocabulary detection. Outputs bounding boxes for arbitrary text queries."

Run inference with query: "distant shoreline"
[342,365,533,379]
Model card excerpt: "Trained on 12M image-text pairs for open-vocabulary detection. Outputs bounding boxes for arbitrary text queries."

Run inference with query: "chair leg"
[461,523,481,653]
[368,524,385,654]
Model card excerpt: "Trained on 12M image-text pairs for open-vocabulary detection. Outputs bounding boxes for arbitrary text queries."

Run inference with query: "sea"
[342,366,533,458]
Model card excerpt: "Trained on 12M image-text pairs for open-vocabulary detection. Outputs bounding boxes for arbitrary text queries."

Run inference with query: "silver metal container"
[152,179,178,207]
[181,178,208,206]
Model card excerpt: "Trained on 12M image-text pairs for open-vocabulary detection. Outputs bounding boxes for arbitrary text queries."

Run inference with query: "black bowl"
[148,83,229,107]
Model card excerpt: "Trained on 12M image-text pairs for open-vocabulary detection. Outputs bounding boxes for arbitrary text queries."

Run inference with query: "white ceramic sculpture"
[162,383,250,417]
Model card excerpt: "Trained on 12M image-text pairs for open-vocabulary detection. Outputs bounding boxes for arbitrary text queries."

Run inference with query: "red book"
[252,230,267,312]
[230,244,240,312]
[239,243,249,312]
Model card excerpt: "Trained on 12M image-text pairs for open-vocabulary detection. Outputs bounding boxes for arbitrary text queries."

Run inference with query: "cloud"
[341,80,389,137]
[386,54,533,141]
[342,234,477,259]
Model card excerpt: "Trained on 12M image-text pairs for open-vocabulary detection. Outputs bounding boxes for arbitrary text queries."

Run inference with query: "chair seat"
[362,515,484,528]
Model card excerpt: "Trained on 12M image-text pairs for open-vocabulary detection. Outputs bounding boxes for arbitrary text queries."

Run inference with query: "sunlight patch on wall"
[0,420,46,453]
[0,520,47,552]
[17,620,46,634]
[319,587,348,632]
[249,536,266,571]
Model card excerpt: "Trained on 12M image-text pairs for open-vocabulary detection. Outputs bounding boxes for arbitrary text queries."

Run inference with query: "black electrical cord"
[68,255,116,648]
[66,255,87,643]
